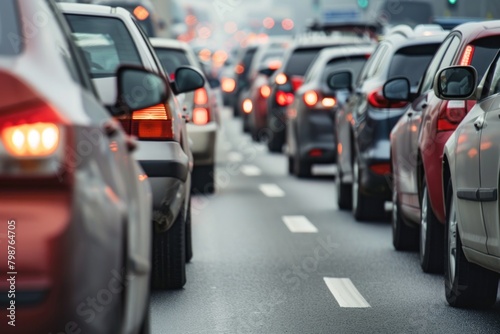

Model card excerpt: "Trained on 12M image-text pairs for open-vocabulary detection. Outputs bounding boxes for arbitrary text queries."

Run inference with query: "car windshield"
[0,0,21,55]
[285,48,324,76]
[65,15,142,78]
[389,44,440,87]
[154,48,191,75]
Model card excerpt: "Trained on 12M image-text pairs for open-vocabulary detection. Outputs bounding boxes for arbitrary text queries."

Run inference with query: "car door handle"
[421,103,428,109]
[407,112,413,117]
[104,121,120,137]
[125,135,138,153]
[474,119,484,130]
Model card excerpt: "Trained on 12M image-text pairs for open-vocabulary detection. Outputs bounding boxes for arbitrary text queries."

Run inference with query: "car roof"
[316,45,375,61]
[451,20,500,41]
[59,2,130,17]
[150,38,190,51]
[381,31,448,50]
[291,36,372,51]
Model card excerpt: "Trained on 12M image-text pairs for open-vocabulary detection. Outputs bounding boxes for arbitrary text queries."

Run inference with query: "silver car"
[151,38,219,194]
[60,3,205,289]
[439,63,500,308]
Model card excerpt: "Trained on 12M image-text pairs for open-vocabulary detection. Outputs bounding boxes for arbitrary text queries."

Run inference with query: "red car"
[386,21,500,273]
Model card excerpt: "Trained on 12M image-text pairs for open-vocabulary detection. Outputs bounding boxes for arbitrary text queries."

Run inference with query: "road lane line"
[259,184,285,197]
[228,152,244,162]
[241,165,262,176]
[282,216,318,233]
[323,278,371,308]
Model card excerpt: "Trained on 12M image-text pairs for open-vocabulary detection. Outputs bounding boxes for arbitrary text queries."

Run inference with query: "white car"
[439,64,500,308]
[151,38,219,194]
[60,3,205,290]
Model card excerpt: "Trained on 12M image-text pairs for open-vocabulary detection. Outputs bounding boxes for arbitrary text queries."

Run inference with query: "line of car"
[223,19,500,308]
[0,1,220,333]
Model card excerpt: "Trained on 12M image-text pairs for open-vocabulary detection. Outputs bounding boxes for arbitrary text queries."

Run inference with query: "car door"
[478,54,500,257]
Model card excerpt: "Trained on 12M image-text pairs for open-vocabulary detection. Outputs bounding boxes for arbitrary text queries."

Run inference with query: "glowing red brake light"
[194,88,208,105]
[133,6,150,21]
[291,76,304,91]
[132,104,173,139]
[260,85,271,98]
[369,163,391,175]
[460,45,475,66]
[304,91,318,107]
[276,90,294,106]
[368,88,408,109]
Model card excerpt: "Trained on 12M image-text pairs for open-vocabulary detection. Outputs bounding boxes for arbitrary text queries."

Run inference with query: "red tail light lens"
[242,98,253,113]
[369,163,391,175]
[309,149,323,157]
[133,6,150,21]
[437,100,468,132]
[303,90,336,109]
[304,91,319,107]
[275,73,288,85]
[192,108,209,125]
[460,45,475,66]
[291,76,304,91]
[3,123,60,157]
[368,88,408,109]
[221,77,236,92]
[132,104,173,140]
[260,85,271,98]
[276,90,294,106]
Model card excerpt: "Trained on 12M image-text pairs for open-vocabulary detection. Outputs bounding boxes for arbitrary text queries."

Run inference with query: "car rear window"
[0,0,21,55]
[241,47,257,78]
[469,36,500,81]
[155,48,191,75]
[96,1,155,36]
[388,44,440,87]
[285,48,323,76]
[65,15,143,78]
[325,57,368,82]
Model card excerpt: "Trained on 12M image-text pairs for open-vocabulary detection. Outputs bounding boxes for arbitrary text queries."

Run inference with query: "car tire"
[294,155,311,178]
[352,158,386,221]
[444,181,499,308]
[192,165,215,194]
[288,156,295,175]
[392,188,418,251]
[420,181,444,273]
[152,202,186,290]
[185,200,193,263]
[336,170,352,210]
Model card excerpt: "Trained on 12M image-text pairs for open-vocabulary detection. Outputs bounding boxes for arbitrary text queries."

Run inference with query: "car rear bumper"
[187,122,217,166]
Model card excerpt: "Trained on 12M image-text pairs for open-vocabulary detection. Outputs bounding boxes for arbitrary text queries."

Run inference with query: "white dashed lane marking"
[241,165,262,176]
[259,184,285,197]
[323,278,371,308]
[282,215,318,233]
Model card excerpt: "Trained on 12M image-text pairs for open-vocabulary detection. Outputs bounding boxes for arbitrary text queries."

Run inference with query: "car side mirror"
[434,66,477,100]
[383,77,411,101]
[172,66,205,95]
[327,71,352,90]
[114,65,167,114]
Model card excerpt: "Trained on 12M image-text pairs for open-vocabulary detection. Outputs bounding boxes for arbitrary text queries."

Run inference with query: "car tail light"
[291,76,304,91]
[460,45,474,66]
[132,104,173,140]
[133,6,150,21]
[260,85,271,98]
[169,73,176,81]
[276,90,294,106]
[368,87,408,109]
[222,77,236,92]
[192,88,211,125]
[303,90,337,109]
[2,122,59,157]
[242,98,253,114]
[437,100,469,132]
[309,149,323,157]
[369,163,391,175]
[235,63,244,75]
[0,70,72,183]
[193,108,209,125]
[275,73,288,85]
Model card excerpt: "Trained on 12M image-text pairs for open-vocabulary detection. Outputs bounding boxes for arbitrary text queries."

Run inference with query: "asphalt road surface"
[151,109,500,334]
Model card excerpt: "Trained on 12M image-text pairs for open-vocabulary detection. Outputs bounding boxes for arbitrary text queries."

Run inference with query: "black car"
[266,35,368,153]
[286,45,374,178]
[334,28,447,221]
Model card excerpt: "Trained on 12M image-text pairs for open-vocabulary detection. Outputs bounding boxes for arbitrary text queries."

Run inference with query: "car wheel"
[392,187,418,251]
[352,158,386,221]
[335,169,352,210]
[185,200,193,263]
[288,156,295,175]
[192,164,215,194]
[420,181,444,273]
[152,202,186,290]
[444,181,498,308]
[294,154,311,178]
